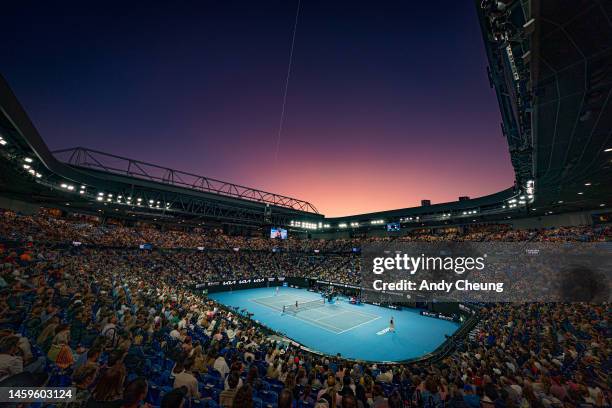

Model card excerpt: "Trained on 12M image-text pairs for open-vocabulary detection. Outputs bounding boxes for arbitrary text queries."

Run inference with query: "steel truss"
[52,147,319,214]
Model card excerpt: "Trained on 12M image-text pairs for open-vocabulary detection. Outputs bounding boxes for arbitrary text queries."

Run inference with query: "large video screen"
[386,222,400,231]
[270,227,288,239]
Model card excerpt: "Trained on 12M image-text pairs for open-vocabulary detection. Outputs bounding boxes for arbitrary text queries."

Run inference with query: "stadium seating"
[0,209,609,407]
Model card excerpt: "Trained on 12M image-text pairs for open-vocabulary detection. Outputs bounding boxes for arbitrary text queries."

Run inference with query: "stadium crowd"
[0,209,610,408]
[0,211,610,251]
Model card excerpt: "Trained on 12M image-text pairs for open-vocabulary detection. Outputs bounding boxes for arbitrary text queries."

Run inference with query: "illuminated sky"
[2,1,514,217]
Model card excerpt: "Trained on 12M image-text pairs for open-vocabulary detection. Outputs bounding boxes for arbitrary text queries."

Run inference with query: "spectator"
[161,387,186,408]
[232,383,253,408]
[88,365,126,408]
[121,377,149,408]
[214,353,230,378]
[173,359,200,399]
[0,335,23,382]
[220,371,240,408]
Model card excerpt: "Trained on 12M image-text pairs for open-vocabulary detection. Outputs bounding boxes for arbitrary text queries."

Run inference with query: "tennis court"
[251,293,381,334]
[209,286,459,361]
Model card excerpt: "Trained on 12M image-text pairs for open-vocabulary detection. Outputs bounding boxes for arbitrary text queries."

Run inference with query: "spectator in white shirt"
[213,354,230,378]
[173,359,200,399]
[169,325,181,340]
[0,335,23,382]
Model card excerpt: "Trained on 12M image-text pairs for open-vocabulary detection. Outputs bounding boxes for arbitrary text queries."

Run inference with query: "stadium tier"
[0,0,611,408]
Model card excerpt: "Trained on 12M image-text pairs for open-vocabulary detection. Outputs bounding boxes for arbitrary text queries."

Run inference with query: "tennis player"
[389,317,395,332]
[275,286,279,296]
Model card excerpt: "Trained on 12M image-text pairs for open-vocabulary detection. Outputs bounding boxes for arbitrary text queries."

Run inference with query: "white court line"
[310,309,360,322]
[246,295,381,334]
[304,309,381,333]
[249,295,313,306]
[312,310,381,332]
[278,308,344,334]
[336,316,382,334]
[331,305,380,319]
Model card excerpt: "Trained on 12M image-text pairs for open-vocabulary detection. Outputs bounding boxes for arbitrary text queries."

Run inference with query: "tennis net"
[282,298,324,314]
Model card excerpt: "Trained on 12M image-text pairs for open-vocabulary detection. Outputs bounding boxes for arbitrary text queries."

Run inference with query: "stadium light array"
[59,183,75,191]
[96,197,103,201]
[24,157,33,163]
[605,148,612,152]
[338,223,347,228]
[290,220,318,230]
[350,222,359,227]
[370,219,384,225]
[525,180,535,203]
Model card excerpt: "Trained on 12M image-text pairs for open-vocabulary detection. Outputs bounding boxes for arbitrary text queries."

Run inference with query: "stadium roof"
[475,0,612,213]
[0,74,322,227]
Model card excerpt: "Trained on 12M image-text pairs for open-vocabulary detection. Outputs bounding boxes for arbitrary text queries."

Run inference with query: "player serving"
[389,317,395,333]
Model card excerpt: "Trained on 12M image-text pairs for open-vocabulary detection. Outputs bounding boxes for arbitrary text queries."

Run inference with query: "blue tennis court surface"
[209,287,459,361]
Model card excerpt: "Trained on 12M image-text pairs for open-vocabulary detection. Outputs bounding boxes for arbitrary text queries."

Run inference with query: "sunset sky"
[2,0,514,217]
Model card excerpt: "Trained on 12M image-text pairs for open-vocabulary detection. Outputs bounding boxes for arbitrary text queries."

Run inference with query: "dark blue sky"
[1,0,514,216]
